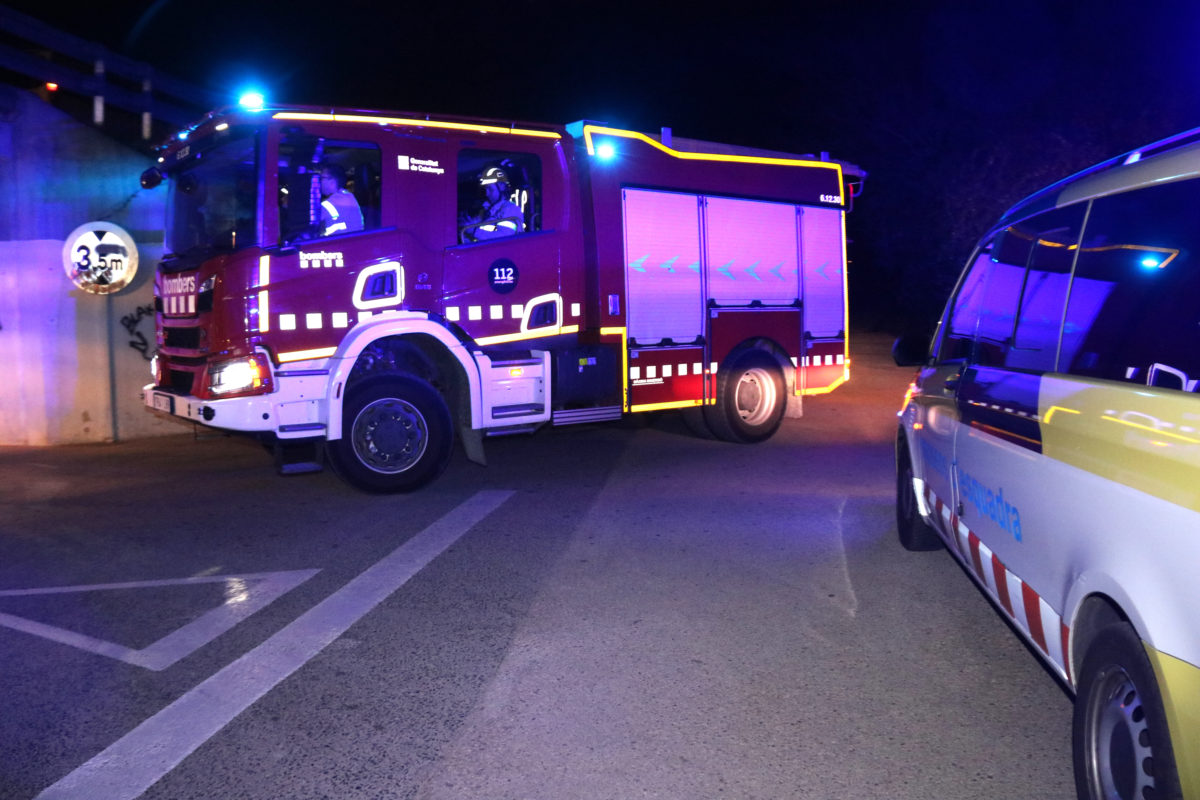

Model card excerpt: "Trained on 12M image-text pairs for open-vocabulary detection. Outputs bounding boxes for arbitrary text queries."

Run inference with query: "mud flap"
[459,424,486,466]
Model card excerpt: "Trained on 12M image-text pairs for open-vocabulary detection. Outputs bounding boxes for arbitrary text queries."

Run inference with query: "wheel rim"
[734,367,778,426]
[1085,665,1155,800]
[351,397,429,474]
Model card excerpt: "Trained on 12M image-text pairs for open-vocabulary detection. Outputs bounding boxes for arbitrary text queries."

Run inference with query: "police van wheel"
[703,350,785,443]
[328,375,453,493]
[896,436,941,551]
[1073,622,1183,800]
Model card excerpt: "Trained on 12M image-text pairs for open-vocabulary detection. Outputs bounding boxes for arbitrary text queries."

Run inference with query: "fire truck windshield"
[164,129,260,260]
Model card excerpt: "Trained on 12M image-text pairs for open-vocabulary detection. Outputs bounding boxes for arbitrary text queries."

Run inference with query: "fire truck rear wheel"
[329,375,453,493]
[703,350,785,443]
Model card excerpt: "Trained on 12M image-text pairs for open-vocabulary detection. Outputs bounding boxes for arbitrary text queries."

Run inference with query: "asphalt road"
[0,332,1075,799]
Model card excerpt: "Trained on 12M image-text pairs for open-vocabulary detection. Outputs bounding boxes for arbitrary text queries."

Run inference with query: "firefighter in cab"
[319,163,364,237]
[461,165,524,242]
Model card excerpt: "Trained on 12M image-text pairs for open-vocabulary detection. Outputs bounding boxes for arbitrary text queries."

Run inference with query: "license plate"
[152,392,175,414]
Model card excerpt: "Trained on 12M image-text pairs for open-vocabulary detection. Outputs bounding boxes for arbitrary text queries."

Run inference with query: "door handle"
[943,363,968,392]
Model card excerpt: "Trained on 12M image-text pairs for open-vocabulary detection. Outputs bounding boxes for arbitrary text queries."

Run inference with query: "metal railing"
[0,5,221,139]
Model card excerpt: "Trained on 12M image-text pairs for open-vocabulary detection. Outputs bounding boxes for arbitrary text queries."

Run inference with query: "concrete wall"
[0,86,181,444]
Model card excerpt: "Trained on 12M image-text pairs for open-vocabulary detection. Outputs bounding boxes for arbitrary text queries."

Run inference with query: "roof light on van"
[595,142,616,160]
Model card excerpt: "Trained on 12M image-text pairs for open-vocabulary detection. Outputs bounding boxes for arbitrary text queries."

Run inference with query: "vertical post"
[141,78,152,140]
[106,293,120,441]
[93,59,105,127]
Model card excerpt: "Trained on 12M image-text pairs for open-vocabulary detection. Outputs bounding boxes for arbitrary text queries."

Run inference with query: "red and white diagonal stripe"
[924,484,1071,683]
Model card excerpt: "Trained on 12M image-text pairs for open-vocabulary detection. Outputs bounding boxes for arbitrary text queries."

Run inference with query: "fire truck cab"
[142,105,862,492]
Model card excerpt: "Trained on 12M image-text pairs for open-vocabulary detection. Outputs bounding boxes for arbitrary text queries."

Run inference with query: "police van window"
[278,132,382,244]
[1062,179,1200,391]
[940,206,1084,369]
[1006,206,1085,371]
[941,231,1030,364]
[457,150,541,244]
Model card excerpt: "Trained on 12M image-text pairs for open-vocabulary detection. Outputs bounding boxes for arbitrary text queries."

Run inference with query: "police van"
[893,128,1200,800]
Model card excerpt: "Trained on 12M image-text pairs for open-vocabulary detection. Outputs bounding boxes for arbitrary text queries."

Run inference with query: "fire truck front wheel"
[703,350,785,444]
[329,375,453,493]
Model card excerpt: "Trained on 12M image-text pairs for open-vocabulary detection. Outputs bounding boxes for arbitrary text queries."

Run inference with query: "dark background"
[7,0,1199,331]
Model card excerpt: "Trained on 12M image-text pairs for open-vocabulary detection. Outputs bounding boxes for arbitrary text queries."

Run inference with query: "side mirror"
[140,167,163,189]
[892,334,932,367]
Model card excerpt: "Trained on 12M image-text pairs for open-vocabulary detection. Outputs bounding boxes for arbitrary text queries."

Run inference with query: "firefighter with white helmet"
[461,165,524,242]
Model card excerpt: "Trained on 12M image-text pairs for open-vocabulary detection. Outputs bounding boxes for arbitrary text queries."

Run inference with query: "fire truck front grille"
[167,370,196,394]
[164,327,202,349]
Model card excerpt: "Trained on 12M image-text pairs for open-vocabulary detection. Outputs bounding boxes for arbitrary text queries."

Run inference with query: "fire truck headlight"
[207,353,273,397]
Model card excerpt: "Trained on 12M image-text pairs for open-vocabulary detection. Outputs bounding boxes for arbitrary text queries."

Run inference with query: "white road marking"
[0,570,320,671]
[35,489,514,800]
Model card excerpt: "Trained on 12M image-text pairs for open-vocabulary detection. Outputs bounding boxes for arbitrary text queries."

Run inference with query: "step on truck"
[140,104,864,492]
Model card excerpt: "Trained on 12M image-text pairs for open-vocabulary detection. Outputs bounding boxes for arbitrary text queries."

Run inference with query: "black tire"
[703,350,785,443]
[896,435,942,551]
[327,375,453,493]
[1073,622,1183,800]
[681,407,716,439]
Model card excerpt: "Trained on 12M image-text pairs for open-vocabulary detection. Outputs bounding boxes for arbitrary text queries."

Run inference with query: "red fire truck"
[141,105,863,492]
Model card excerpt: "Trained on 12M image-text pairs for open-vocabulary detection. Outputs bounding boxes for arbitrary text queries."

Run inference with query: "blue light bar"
[238,91,266,110]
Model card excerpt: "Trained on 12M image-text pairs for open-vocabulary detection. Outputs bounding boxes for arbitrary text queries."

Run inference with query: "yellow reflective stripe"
[631,399,704,413]
[273,112,560,139]
[582,125,843,176]
[278,347,337,363]
[801,370,849,396]
[474,325,579,347]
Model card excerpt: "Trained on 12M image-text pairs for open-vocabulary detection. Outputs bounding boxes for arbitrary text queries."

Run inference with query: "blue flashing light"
[596,142,616,160]
[238,91,266,110]
[1140,257,1163,269]
[176,130,189,141]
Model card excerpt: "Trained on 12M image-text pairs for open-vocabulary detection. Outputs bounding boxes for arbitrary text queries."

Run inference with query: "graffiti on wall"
[121,304,155,360]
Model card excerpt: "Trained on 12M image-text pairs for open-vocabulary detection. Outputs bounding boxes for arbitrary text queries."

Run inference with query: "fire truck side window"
[278,133,382,243]
[457,150,541,244]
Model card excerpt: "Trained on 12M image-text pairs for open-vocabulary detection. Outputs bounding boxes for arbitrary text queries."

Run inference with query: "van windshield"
[164,129,260,260]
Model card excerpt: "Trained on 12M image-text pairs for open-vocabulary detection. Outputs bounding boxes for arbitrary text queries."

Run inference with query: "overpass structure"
[0,7,217,444]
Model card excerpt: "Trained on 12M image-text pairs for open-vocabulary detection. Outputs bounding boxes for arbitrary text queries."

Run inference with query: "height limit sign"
[62,221,139,294]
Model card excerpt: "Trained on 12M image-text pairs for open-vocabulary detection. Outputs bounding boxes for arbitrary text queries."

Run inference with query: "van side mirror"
[892,334,931,367]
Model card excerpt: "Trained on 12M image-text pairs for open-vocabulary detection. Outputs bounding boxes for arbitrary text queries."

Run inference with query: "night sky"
[9,0,1200,329]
